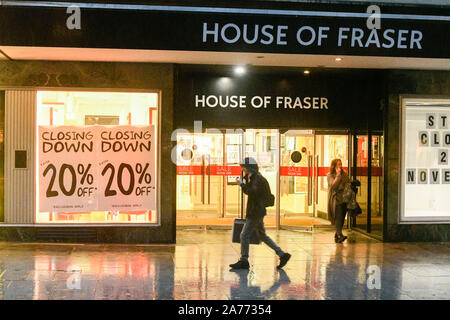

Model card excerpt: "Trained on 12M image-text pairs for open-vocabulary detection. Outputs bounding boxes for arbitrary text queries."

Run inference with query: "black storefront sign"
[0,4,449,58]
[175,70,384,131]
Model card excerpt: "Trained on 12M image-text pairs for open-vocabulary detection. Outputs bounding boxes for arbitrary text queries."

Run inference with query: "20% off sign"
[100,161,153,197]
[42,162,96,198]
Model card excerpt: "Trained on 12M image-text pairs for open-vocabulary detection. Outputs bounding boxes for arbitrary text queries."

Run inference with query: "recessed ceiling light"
[335,57,343,62]
[303,70,310,75]
[234,66,246,76]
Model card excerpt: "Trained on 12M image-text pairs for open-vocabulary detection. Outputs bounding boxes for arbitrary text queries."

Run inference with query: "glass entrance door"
[279,131,349,227]
[176,129,278,226]
[176,129,350,227]
[244,129,279,226]
[176,132,226,224]
[223,132,244,218]
[314,134,350,220]
[352,134,384,237]
[280,131,315,226]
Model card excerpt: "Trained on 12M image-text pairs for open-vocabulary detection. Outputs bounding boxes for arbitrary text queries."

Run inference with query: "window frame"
[34,88,162,226]
[399,95,450,224]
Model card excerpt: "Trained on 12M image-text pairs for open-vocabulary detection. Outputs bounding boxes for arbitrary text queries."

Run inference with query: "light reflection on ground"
[0,229,449,300]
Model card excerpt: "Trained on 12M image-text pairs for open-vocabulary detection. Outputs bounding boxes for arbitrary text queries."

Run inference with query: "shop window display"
[36,91,159,223]
[401,99,450,222]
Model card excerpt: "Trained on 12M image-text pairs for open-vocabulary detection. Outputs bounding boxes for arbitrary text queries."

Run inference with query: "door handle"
[201,154,205,205]
[315,155,319,204]
[207,154,211,205]
[308,155,312,206]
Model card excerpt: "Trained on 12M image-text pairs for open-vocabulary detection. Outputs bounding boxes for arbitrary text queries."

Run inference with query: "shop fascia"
[202,22,423,49]
[195,95,329,110]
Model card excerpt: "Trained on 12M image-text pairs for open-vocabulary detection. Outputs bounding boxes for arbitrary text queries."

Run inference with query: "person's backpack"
[260,174,275,207]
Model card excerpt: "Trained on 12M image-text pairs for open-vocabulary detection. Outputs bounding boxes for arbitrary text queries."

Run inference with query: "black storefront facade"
[0,0,448,242]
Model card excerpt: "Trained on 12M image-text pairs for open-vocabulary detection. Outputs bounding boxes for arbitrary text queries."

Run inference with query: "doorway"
[175,129,278,226]
[351,133,384,238]
[279,131,349,227]
[176,129,349,228]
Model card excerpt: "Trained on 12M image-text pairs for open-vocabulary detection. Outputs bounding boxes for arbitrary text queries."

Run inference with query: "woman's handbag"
[341,180,362,216]
[348,202,363,217]
[342,182,355,206]
[343,181,361,212]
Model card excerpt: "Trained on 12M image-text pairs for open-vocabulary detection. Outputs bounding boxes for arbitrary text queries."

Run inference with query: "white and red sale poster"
[38,125,156,213]
[97,126,156,212]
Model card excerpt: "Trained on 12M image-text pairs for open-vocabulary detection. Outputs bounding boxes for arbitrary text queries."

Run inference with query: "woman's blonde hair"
[330,158,342,175]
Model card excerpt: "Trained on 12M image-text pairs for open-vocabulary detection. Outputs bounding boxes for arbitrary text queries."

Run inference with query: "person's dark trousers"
[335,203,348,237]
[240,216,284,261]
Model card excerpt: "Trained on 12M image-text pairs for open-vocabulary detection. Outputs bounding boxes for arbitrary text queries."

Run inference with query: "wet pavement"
[0,228,450,300]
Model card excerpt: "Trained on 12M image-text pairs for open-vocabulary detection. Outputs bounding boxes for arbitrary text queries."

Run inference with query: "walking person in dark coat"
[229,157,291,270]
[327,158,350,243]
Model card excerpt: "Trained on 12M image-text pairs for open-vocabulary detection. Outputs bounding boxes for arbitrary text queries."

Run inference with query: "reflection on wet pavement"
[0,229,449,299]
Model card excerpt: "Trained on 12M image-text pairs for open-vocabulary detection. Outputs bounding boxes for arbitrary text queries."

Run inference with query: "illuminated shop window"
[401,98,450,222]
[36,91,159,224]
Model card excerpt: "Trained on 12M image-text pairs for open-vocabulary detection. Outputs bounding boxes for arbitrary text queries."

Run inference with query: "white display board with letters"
[401,100,450,222]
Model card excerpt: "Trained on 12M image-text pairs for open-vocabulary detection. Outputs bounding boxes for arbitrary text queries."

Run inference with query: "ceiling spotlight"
[303,70,310,75]
[335,57,343,62]
[234,66,246,75]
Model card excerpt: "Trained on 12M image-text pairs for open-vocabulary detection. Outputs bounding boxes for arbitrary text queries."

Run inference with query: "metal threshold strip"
[176,225,282,230]
[1,1,449,21]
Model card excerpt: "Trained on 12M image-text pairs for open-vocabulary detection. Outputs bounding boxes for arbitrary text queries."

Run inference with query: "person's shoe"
[277,253,291,269]
[229,260,250,269]
[336,235,348,243]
